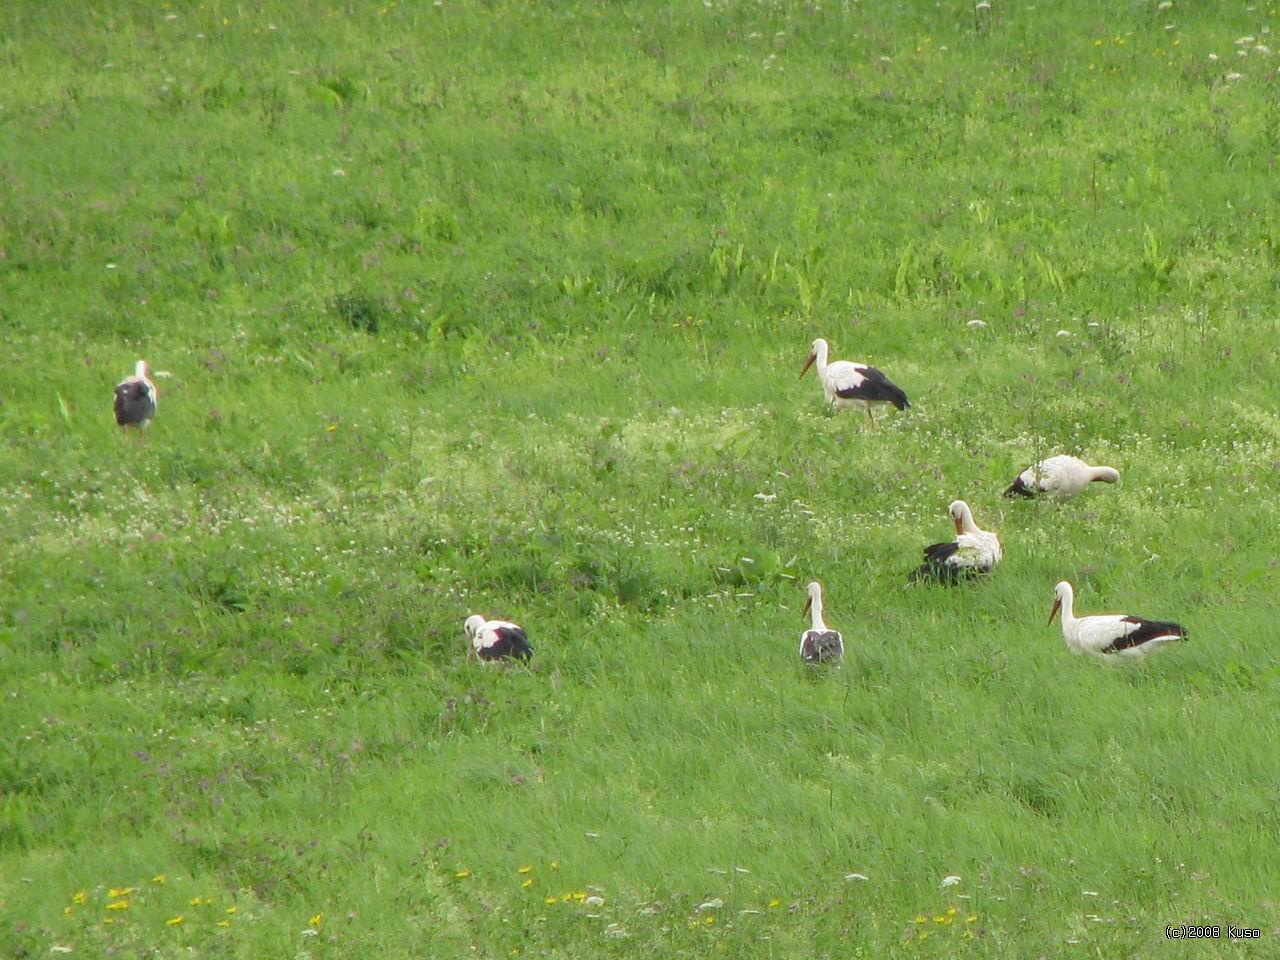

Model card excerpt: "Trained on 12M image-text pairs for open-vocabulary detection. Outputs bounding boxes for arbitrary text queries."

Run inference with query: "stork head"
[802,580,822,617]
[463,614,485,639]
[948,500,973,535]
[800,338,827,379]
[1047,581,1072,625]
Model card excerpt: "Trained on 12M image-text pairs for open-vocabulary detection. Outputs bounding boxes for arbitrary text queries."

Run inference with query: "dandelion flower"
[768,898,781,909]
[549,860,560,870]
[226,906,238,915]
[454,870,470,879]
[107,900,130,911]
[967,915,978,923]
[517,865,532,874]
[521,879,534,889]
[217,920,232,928]
[946,907,958,916]
[545,896,558,905]
[103,918,115,926]
[109,887,137,899]
[573,891,586,902]
[167,915,185,926]
[63,906,74,917]
[703,915,715,925]
[309,913,324,926]
[152,875,167,885]
[915,915,927,924]
[72,891,87,905]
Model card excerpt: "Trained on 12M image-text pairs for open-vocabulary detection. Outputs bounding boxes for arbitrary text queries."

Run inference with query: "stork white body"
[800,337,910,424]
[464,614,533,663]
[113,359,158,429]
[911,500,1002,583]
[799,580,844,664]
[1048,581,1188,659]
[1005,455,1120,500]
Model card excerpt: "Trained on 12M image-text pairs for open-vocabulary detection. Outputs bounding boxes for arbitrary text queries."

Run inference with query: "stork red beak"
[802,595,812,618]
[800,353,816,379]
[952,515,964,535]
[1047,598,1062,625]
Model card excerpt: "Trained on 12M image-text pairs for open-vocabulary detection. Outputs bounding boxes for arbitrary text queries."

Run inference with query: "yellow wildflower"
[946,907,957,916]
[167,915,185,926]
[217,920,231,928]
[64,906,73,917]
[103,918,115,926]
[573,891,586,902]
[226,906,238,915]
[517,865,532,874]
[915,915,927,924]
[549,860,559,870]
[967,914,978,923]
[454,870,470,879]
[107,900,130,911]
[190,896,212,907]
[72,891,87,905]
[963,929,976,940]
[152,875,167,885]
[545,896,558,905]
[703,915,715,925]
[768,898,781,909]
[521,879,533,889]
[108,887,137,899]
[309,913,324,927]
[919,931,930,941]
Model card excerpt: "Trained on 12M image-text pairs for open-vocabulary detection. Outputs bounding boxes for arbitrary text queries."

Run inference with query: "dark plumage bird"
[910,500,1002,584]
[800,580,844,664]
[464,614,533,663]
[800,337,909,426]
[114,359,157,429]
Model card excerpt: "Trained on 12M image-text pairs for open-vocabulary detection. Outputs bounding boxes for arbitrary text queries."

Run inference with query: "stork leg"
[865,405,876,429]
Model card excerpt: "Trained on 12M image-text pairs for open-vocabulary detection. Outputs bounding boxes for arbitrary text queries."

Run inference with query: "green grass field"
[3,0,1280,956]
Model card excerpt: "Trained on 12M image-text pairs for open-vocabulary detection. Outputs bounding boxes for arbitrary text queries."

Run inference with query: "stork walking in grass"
[114,360,157,430]
[1048,581,1188,659]
[910,500,1002,584]
[800,580,844,664]
[1005,455,1120,500]
[464,614,533,663]
[800,337,909,426]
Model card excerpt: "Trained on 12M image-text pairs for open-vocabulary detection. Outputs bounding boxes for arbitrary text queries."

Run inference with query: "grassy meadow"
[4,0,1280,955]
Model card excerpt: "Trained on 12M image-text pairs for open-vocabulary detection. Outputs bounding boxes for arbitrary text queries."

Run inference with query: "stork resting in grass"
[114,360,157,430]
[1005,455,1120,500]
[1048,581,1188,659]
[910,500,1002,584]
[464,614,533,663]
[800,338,909,426]
[800,580,844,664]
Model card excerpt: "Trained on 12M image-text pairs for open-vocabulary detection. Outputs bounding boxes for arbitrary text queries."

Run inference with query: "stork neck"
[135,360,149,379]
[808,593,827,632]
[813,341,830,380]
[1058,590,1076,626]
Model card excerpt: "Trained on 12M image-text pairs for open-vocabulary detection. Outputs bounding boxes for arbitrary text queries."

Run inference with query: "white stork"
[464,614,533,663]
[1048,581,1188,659]
[910,500,1002,584]
[800,337,909,425]
[114,359,157,429]
[1005,455,1120,500]
[800,580,844,664]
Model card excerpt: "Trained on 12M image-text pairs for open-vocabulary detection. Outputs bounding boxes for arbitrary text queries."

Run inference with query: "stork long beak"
[802,595,812,618]
[800,353,816,379]
[1047,598,1062,625]
[952,515,965,535]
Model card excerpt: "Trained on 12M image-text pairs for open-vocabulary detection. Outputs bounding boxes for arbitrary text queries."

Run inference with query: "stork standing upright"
[799,580,844,664]
[800,337,909,426]
[464,614,533,663]
[1005,455,1120,500]
[910,500,1002,584]
[1048,581,1189,659]
[114,359,157,430]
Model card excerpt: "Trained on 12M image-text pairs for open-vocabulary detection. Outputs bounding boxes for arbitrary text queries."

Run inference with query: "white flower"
[1226,72,1244,81]
[696,898,723,913]
[753,493,777,502]
[966,319,988,329]
[584,896,605,908]
[844,872,870,881]
[1056,330,1072,338]
[941,875,962,887]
